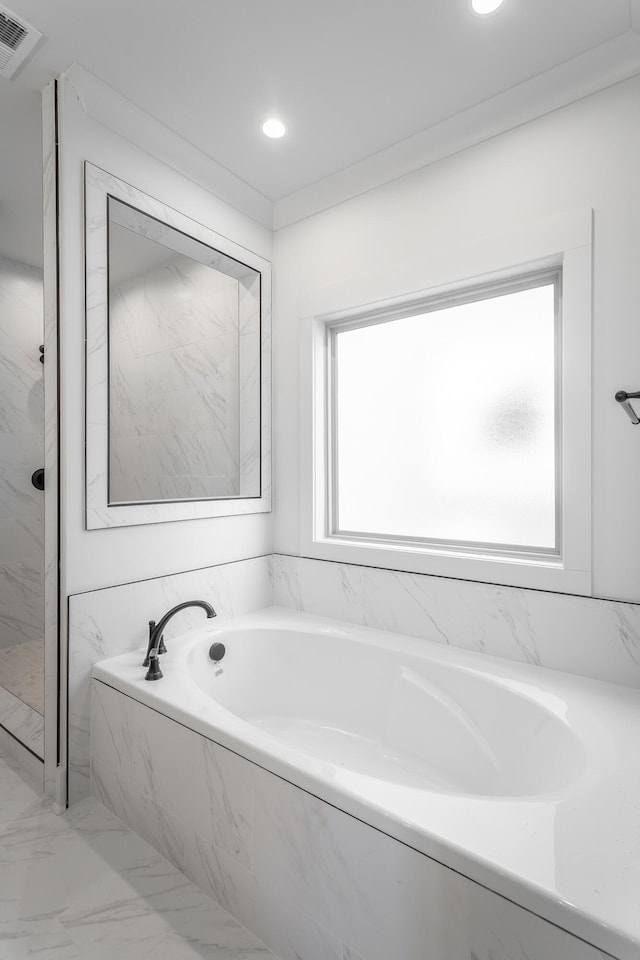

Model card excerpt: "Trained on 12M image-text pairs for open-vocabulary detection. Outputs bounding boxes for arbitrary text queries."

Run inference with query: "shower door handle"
[31,468,44,491]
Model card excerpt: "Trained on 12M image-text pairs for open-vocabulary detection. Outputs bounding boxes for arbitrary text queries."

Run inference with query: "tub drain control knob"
[209,642,226,663]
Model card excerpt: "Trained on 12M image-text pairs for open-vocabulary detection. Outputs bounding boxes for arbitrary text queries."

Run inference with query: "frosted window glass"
[333,281,557,551]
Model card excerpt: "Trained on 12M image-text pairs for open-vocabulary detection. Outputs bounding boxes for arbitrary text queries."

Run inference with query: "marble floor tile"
[0,919,81,959]
[0,754,278,960]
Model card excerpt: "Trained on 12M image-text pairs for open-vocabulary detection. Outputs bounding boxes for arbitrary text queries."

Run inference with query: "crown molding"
[273,31,640,230]
[62,63,274,230]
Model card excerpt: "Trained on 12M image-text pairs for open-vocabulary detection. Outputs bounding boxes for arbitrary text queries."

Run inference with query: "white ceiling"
[1,0,640,266]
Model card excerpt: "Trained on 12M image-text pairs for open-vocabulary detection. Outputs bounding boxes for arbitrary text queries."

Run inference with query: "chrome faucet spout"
[143,600,216,680]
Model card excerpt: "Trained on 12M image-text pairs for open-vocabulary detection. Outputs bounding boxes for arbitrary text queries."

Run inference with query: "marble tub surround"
[91,680,466,960]
[90,608,640,959]
[273,554,640,688]
[0,752,277,960]
[90,673,619,960]
[67,554,272,803]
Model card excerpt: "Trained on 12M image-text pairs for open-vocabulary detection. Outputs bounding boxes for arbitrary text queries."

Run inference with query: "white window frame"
[299,210,592,594]
[327,266,563,561]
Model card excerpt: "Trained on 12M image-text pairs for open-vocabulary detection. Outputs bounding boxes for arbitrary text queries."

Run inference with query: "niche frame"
[84,161,271,529]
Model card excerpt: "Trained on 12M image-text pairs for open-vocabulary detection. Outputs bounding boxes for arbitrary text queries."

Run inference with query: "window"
[327,269,560,560]
[302,211,592,593]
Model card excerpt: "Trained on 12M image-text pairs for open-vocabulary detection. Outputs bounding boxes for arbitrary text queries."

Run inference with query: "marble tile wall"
[0,637,45,713]
[109,257,241,502]
[0,713,44,790]
[273,554,640,689]
[0,255,45,657]
[91,680,615,960]
[238,275,262,497]
[0,682,43,757]
[0,254,45,763]
[68,554,273,803]
[468,886,612,960]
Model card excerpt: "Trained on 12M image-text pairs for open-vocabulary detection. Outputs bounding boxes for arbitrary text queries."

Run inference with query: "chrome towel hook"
[615,390,640,425]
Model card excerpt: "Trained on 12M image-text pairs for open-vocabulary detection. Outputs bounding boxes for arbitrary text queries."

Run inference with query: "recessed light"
[262,118,287,139]
[471,0,504,13]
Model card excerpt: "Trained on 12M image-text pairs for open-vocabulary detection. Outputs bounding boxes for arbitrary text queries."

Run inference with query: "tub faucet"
[143,600,216,681]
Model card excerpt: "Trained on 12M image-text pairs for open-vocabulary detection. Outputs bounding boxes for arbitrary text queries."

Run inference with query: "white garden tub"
[92,607,640,959]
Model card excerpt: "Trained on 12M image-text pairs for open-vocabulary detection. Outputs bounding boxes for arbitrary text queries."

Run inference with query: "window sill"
[308,535,590,594]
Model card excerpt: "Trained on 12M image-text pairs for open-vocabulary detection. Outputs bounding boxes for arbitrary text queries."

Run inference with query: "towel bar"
[615,390,640,425]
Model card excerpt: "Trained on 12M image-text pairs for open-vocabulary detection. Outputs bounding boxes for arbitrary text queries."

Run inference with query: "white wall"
[57,73,274,597]
[273,73,640,603]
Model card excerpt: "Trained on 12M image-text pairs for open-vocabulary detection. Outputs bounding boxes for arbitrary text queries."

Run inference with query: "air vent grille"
[0,5,41,80]
[0,12,26,50]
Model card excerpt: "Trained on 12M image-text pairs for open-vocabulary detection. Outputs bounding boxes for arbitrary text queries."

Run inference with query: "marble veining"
[84,162,272,529]
[250,764,470,960]
[0,752,277,959]
[109,258,243,503]
[91,680,468,960]
[0,562,42,606]
[468,885,612,960]
[0,681,43,756]
[0,724,43,790]
[72,548,640,810]
[90,676,627,960]
[0,254,45,737]
[0,598,43,649]
[273,554,640,688]
[0,639,44,714]
[67,554,273,803]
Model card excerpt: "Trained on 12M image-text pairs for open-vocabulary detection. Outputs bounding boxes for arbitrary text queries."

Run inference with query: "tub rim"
[92,605,640,960]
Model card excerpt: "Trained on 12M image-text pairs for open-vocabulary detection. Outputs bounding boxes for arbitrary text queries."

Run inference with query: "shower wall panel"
[0,256,44,698]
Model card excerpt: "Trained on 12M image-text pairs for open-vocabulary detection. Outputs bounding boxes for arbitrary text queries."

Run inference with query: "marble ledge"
[273,554,640,689]
[67,554,274,803]
[67,554,273,678]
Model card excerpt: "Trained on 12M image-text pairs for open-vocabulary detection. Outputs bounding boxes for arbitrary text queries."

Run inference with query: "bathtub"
[91,607,640,960]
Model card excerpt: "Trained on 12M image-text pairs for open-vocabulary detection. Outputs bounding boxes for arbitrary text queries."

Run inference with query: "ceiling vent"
[0,5,41,80]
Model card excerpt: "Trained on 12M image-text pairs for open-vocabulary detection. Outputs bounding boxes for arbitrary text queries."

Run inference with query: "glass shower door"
[0,81,45,759]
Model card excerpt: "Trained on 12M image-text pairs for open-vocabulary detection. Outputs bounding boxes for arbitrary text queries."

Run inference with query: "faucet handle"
[149,619,168,654]
[142,621,155,667]
[142,620,165,665]
[145,650,163,681]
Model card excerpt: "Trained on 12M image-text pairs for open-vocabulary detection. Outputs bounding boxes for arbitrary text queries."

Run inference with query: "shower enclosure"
[0,79,46,761]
